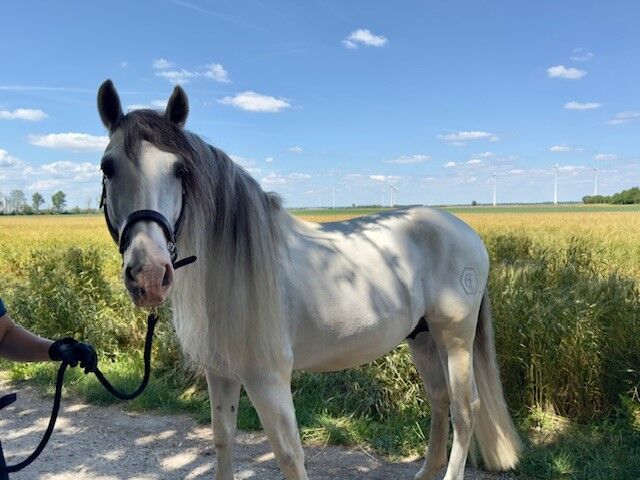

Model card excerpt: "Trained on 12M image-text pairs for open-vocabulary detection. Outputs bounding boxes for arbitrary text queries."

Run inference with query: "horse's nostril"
[162,265,173,287]
[125,265,135,283]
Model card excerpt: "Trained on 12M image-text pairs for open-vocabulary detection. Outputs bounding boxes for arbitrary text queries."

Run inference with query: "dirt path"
[0,380,505,479]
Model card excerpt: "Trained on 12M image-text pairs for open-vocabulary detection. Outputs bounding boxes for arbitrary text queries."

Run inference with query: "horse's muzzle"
[124,243,174,307]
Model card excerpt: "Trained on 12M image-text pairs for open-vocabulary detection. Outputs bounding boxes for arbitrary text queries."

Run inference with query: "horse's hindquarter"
[284,207,488,372]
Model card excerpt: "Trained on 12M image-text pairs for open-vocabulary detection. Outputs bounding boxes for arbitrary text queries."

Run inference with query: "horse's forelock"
[117,110,197,165]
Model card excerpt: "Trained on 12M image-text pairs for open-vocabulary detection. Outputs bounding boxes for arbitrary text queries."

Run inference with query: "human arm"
[0,311,53,362]
[0,299,97,371]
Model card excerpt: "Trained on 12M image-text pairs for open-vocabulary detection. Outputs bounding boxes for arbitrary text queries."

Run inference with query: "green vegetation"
[583,186,640,204]
[1,211,639,479]
[446,203,640,213]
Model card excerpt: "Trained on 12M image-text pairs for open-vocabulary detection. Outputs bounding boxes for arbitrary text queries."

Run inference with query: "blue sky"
[1,0,639,208]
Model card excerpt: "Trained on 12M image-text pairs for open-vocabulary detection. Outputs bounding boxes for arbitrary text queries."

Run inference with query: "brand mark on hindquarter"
[460,267,478,295]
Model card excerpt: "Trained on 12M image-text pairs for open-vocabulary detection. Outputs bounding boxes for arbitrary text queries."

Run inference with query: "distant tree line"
[583,186,640,204]
[0,189,100,215]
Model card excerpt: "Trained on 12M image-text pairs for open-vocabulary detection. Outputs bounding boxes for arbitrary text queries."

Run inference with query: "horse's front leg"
[205,370,241,480]
[242,369,308,480]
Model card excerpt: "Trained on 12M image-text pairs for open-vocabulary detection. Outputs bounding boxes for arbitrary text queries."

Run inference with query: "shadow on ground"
[0,380,501,479]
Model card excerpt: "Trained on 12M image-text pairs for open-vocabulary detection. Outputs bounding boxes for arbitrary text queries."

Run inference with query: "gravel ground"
[0,379,506,479]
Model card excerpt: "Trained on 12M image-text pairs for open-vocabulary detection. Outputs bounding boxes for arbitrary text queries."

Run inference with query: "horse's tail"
[472,288,522,470]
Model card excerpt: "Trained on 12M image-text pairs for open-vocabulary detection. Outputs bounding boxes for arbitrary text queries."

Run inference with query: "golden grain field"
[3,209,638,278]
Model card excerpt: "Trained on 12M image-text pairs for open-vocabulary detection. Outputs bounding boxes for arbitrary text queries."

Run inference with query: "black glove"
[49,338,97,373]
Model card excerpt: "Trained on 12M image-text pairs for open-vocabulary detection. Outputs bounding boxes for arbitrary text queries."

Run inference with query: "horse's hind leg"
[408,329,450,480]
[430,313,480,480]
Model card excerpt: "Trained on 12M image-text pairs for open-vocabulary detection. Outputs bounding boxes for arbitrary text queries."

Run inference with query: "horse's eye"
[174,163,188,179]
[101,159,115,179]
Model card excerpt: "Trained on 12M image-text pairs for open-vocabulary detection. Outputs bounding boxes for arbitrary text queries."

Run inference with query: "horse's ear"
[97,79,123,132]
[165,85,189,127]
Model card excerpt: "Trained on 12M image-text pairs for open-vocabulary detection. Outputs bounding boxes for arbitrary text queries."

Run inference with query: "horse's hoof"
[414,464,445,480]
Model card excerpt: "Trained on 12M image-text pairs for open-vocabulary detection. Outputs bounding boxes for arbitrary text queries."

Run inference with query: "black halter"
[100,177,196,270]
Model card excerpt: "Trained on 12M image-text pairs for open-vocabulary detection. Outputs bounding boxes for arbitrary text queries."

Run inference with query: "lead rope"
[0,361,67,475]
[0,311,158,475]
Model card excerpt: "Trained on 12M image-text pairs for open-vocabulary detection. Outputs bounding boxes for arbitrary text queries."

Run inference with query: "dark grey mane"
[115,109,282,245]
[117,109,197,164]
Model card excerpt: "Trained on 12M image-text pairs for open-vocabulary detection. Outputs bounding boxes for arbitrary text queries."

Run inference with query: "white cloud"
[29,133,109,151]
[594,153,616,161]
[288,146,303,153]
[228,155,262,176]
[0,108,48,121]
[510,169,525,174]
[444,161,457,168]
[477,151,494,158]
[218,91,291,112]
[570,48,593,62]
[156,68,198,84]
[343,28,388,49]
[289,172,311,180]
[547,65,586,79]
[564,101,601,110]
[368,174,400,183]
[265,157,274,163]
[0,149,23,168]
[28,179,67,190]
[0,156,102,193]
[550,145,571,152]
[438,131,496,143]
[608,111,640,125]
[154,61,230,84]
[40,160,101,180]
[384,154,430,164]
[126,99,168,112]
[202,63,230,83]
[467,159,482,165]
[153,58,173,69]
[261,173,287,186]
[120,61,129,68]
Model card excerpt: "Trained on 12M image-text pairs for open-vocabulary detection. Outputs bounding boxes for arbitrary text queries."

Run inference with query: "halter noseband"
[100,178,196,270]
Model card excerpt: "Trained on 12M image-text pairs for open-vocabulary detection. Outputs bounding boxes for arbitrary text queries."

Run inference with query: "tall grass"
[486,235,640,419]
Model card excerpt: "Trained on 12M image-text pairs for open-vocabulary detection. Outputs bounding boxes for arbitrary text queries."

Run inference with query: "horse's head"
[97,79,192,307]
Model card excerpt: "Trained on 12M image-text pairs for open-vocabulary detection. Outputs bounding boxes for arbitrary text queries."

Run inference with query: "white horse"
[97,80,521,480]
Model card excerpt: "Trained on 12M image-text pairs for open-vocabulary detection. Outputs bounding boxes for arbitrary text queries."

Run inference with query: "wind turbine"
[553,164,559,205]
[330,187,336,209]
[593,167,599,196]
[389,184,398,207]
[491,172,497,207]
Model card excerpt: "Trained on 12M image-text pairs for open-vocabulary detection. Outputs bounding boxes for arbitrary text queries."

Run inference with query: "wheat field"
[1,208,639,478]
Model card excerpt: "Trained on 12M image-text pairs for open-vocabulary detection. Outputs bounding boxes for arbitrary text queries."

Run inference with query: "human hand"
[49,338,97,373]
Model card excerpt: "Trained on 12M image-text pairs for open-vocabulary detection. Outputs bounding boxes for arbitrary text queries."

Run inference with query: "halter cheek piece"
[100,178,196,270]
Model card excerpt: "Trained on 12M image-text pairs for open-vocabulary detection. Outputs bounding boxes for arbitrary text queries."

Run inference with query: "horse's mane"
[119,110,287,372]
